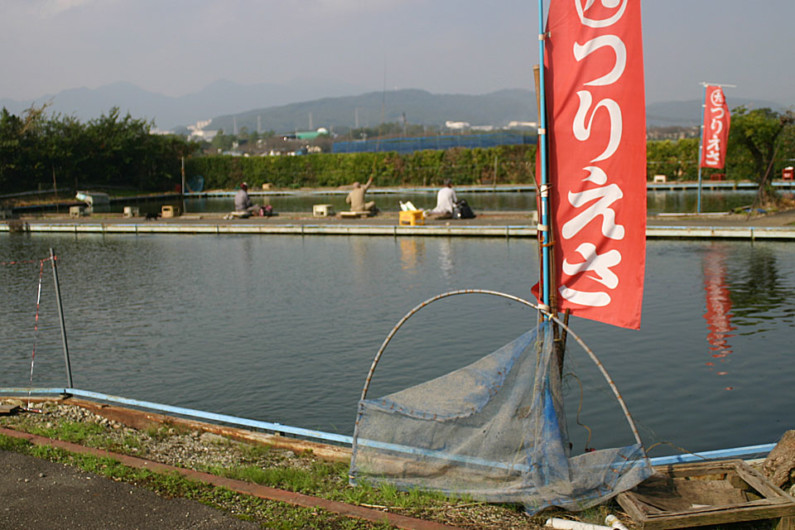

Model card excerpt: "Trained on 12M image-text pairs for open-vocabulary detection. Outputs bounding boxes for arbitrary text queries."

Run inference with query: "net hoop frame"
[352,289,645,456]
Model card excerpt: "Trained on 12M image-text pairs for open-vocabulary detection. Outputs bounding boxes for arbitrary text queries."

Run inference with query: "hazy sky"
[1,0,793,105]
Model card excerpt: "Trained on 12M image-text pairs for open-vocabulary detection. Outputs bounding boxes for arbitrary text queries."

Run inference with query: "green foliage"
[186,144,537,190]
[648,110,795,187]
[0,106,197,195]
[646,138,699,181]
[729,107,795,200]
[210,129,236,153]
[0,434,31,452]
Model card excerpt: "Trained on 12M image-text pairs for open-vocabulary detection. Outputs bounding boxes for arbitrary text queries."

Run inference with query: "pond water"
[1,233,793,459]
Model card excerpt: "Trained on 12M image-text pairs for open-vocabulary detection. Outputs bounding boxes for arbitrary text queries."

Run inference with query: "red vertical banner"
[700,86,730,169]
[542,0,647,329]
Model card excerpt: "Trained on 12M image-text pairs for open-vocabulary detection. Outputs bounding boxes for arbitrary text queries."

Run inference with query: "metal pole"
[537,0,551,314]
[49,248,73,388]
[697,84,707,213]
[181,156,186,214]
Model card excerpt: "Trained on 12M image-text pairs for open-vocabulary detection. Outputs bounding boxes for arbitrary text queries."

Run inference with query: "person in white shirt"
[427,179,457,219]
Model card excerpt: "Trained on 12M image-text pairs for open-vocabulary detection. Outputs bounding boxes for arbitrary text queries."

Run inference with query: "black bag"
[453,199,476,219]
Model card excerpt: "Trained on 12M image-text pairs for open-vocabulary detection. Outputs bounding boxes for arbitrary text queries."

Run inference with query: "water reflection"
[437,239,454,279]
[727,245,794,326]
[399,239,425,272]
[702,247,736,382]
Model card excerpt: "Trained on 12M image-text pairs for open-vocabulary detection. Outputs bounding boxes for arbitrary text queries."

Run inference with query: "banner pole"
[697,83,707,214]
[536,0,552,316]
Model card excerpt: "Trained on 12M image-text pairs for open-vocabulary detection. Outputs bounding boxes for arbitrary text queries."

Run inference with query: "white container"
[123,206,140,218]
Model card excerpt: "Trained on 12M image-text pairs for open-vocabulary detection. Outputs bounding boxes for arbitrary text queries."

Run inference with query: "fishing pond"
[1,232,793,459]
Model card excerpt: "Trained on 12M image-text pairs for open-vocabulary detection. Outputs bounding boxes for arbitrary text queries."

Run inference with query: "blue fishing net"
[350,321,652,513]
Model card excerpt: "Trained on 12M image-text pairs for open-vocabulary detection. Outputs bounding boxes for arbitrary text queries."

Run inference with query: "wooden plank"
[778,515,794,530]
[736,462,793,500]
[617,460,795,529]
[637,504,795,530]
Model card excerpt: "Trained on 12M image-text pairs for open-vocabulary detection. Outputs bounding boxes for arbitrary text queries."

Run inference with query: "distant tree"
[0,106,196,195]
[42,113,88,194]
[647,138,698,181]
[0,105,49,193]
[211,129,235,153]
[729,106,795,204]
[82,107,154,187]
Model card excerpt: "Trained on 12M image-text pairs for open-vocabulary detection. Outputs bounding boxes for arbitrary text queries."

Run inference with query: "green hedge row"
[186,145,538,190]
[186,136,783,192]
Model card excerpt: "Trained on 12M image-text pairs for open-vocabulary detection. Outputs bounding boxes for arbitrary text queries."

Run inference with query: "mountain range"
[0,80,787,134]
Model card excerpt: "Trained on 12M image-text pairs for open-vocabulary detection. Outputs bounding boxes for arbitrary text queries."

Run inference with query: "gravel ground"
[0,398,543,529]
[0,399,308,473]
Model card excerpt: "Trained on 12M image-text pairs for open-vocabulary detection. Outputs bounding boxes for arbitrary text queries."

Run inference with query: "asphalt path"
[0,450,259,529]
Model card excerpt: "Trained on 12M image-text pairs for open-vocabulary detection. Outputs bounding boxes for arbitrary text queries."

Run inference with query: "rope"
[0,258,52,266]
[28,259,48,407]
[2,256,56,406]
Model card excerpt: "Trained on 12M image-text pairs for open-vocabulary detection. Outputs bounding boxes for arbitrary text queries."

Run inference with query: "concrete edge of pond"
[3,210,795,239]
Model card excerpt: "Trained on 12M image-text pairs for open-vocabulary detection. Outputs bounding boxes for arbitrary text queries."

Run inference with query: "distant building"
[187,119,219,142]
[286,128,329,141]
[445,121,470,130]
[507,121,538,129]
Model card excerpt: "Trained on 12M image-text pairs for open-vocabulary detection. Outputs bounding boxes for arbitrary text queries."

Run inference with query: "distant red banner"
[540,0,647,330]
[700,85,730,169]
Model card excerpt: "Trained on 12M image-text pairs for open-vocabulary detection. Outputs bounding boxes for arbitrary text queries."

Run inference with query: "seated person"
[346,176,376,214]
[427,179,457,219]
[234,182,260,217]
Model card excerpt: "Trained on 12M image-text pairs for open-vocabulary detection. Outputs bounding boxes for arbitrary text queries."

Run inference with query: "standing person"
[234,182,260,217]
[346,175,376,214]
[427,178,458,219]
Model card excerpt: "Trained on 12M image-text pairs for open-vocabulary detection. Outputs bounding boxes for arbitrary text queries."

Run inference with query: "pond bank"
[3,208,795,240]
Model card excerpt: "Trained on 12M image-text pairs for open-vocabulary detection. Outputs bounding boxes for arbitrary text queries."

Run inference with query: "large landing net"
[350,294,652,513]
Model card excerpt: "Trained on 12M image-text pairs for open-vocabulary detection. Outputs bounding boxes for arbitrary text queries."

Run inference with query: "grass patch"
[28,419,107,444]
[211,464,326,493]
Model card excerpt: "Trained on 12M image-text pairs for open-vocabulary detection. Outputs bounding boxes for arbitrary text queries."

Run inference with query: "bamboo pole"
[49,248,73,388]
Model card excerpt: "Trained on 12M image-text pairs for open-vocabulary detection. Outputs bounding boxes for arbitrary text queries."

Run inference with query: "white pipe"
[545,518,611,530]
[605,514,629,530]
